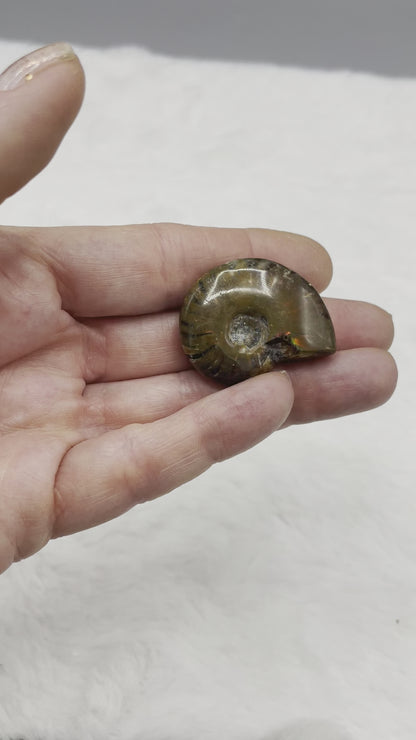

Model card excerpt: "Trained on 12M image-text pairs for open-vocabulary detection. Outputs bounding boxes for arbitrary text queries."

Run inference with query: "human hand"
[0,44,397,574]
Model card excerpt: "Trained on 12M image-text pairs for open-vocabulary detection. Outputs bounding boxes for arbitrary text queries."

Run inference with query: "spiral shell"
[180,258,336,385]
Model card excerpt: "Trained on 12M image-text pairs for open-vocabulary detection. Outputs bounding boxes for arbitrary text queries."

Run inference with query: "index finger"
[26,223,332,317]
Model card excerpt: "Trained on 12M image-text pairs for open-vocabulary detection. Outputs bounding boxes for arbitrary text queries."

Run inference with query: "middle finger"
[81,298,394,383]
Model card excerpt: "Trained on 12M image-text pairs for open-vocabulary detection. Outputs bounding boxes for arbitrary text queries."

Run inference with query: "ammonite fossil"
[180,258,336,385]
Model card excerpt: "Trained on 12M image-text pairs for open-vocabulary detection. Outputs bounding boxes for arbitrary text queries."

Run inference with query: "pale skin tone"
[0,48,397,575]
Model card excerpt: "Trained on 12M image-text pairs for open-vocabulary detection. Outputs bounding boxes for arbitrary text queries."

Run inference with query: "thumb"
[0,42,85,203]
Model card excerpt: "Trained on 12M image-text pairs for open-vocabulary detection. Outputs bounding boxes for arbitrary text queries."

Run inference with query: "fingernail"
[0,42,76,91]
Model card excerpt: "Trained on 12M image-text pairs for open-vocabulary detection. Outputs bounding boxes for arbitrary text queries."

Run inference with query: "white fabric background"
[0,40,414,740]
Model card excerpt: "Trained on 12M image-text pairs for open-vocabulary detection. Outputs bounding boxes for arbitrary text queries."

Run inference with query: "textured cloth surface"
[0,40,414,740]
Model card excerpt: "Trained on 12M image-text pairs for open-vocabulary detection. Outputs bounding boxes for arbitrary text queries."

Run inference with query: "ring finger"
[82,347,397,433]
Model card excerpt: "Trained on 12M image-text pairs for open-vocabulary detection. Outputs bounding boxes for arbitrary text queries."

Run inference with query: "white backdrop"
[0,39,414,740]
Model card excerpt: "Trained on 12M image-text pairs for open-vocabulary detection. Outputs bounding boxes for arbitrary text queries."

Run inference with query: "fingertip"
[285,347,398,426]
[302,234,333,291]
[195,369,295,464]
[377,306,395,350]
[270,370,295,428]
[324,298,396,352]
[240,368,295,433]
[0,44,85,202]
[381,349,398,400]
[247,228,333,292]
[351,300,395,351]
[353,348,398,414]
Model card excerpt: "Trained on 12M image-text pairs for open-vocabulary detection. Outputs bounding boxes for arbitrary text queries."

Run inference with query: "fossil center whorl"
[179,257,336,385]
[226,313,269,352]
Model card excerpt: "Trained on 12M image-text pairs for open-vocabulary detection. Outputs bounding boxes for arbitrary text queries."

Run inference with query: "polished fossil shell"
[180,258,336,385]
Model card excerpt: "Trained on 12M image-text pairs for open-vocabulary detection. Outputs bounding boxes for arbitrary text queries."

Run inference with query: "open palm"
[0,46,397,574]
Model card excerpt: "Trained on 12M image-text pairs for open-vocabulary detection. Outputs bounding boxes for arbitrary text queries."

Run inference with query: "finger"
[53,371,294,536]
[0,43,85,203]
[28,223,333,316]
[326,298,394,351]
[81,298,394,383]
[83,370,216,430]
[284,348,398,425]
[83,348,396,432]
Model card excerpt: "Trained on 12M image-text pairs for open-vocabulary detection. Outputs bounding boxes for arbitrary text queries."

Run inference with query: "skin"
[0,50,397,575]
